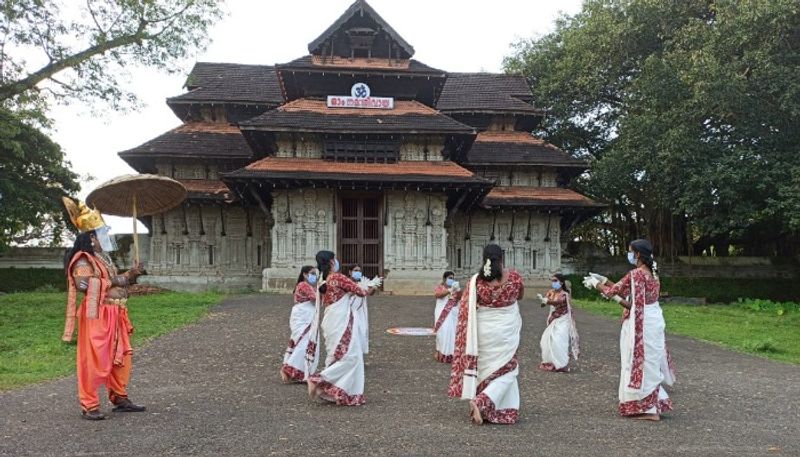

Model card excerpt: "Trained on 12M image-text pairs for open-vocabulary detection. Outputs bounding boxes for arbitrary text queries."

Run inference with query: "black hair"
[551,272,570,293]
[315,250,336,294]
[442,270,454,282]
[63,232,94,273]
[297,265,314,284]
[479,244,503,281]
[630,239,657,275]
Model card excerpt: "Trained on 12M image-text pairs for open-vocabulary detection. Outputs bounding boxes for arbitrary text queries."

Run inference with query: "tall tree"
[0,0,223,249]
[505,0,800,257]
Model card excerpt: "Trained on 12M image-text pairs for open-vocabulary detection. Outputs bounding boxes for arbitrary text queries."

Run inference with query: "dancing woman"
[306,251,375,405]
[280,266,320,383]
[593,239,676,421]
[449,245,524,425]
[349,264,374,355]
[433,271,461,363]
[538,273,580,372]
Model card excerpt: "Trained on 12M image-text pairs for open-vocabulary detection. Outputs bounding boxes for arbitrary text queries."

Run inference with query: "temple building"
[119,0,602,294]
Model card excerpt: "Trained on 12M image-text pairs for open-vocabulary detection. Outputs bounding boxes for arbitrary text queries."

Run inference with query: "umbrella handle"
[132,194,139,267]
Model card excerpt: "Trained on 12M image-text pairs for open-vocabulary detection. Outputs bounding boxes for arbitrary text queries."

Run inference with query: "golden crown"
[62,197,107,233]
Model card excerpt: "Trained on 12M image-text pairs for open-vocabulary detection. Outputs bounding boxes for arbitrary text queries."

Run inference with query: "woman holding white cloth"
[280,266,320,383]
[539,273,580,372]
[449,244,524,425]
[306,251,375,406]
[594,239,676,421]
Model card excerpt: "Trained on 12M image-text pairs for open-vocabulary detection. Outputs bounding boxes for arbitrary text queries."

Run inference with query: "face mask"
[94,226,118,252]
[445,278,455,287]
[333,259,340,272]
[352,271,362,281]
[552,281,562,290]
[307,274,318,285]
[627,252,637,265]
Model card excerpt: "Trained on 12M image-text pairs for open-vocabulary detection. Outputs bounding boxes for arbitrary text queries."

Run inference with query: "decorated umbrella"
[87,174,187,264]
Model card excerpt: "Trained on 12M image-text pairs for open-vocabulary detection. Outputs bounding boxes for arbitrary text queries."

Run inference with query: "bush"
[0,268,66,293]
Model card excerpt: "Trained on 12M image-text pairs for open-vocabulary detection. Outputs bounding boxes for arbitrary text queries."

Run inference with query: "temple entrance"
[337,192,383,278]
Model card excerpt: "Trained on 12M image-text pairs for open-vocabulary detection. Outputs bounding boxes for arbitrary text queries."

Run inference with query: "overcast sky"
[47,0,582,234]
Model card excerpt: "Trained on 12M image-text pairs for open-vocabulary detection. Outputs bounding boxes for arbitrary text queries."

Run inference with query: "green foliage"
[0,109,80,249]
[0,291,223,390]
[573,298,800,364]
[567,274,800,303]
[0,268,66,293]
[505,0,800,256]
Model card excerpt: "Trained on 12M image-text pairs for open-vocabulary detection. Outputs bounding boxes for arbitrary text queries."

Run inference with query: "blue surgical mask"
[352,271,362,281]
[446,278,455,287]
[551,281,562,290]
[333,259,340,272]
[627,252,637,265]
[307,274,318,285]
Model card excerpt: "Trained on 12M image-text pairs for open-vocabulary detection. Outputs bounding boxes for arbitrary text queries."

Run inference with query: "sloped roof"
[308,0,414,58]
[278,55,443,74]
[482,186,603,208]
[466,131,586,167]
[239,99,475,134]
[167,62,284,105]
[119,123,252,161]
[437,73,541,114]
[179,179,235,202]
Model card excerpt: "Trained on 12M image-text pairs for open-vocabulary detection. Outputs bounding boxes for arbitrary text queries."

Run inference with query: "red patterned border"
[434,298,458,332]
[435,351,453,364]
[332,312,355,362]
[618,388,673,416]
[308,376,365,406]
[477,356,518,394]
[281,364,305,383]
[473,393,519,424]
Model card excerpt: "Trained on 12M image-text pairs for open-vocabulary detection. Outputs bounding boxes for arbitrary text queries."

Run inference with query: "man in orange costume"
[62,197,146,420]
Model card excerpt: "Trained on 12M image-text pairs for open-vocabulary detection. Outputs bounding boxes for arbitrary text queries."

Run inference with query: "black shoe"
[82,409,106,421]
[112,398,146,413]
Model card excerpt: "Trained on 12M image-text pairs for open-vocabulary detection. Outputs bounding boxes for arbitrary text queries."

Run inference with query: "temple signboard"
[327,82,394,109]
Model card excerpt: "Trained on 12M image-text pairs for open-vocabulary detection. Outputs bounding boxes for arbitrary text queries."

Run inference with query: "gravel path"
[1,294,798,456]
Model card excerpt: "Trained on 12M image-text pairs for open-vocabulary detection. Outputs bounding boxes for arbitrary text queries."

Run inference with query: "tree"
[0,0,223,249]
[505,0,800,257]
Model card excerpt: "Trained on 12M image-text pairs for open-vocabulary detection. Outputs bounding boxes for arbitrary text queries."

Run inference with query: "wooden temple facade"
[119,0,602,293]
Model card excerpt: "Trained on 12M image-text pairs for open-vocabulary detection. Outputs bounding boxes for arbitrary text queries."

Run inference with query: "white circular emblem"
[351,83,370,99]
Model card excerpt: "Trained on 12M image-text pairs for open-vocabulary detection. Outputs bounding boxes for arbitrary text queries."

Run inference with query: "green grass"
[0,291,223,390]
[574,298,800,364]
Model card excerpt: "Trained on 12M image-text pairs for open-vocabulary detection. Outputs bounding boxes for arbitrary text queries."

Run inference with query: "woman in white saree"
[306,251,375,406]
[449,245,524,425]
[539,273,580,372]
[280,266,320,383]
[433,271,461,363]
[593,239,676,421]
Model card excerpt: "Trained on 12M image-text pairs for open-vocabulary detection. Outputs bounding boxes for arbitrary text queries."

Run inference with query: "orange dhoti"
[76,300,134,412]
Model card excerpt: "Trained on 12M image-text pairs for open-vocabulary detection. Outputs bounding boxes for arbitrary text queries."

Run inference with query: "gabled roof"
[278,55,443,75]
[167,62,284,105]
[308,0,414,58]
[482,186,603,208]
[119,123,253,172]
[437,73,541,114]
[239,99,475,134]
[465,131,587,168]
[179,179,236,202]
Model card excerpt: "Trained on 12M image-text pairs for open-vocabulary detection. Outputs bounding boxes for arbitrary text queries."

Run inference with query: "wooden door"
[337,193,382,279]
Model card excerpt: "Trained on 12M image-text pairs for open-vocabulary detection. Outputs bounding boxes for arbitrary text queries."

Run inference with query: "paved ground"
[1,294,798,456]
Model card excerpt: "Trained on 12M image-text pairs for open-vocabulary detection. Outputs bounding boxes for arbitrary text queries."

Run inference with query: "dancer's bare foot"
[307,380,318,400]
[633,413,660,421]
[280,368,290,383]
[469,400,484,425]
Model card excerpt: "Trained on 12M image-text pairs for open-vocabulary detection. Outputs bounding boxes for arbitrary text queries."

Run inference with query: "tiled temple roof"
[239,99,475,134]
[277,55,443,74]
[167,62,284,105]
[119,123,252,161]
[179,179,235,202]
[437,73,541,114]
[466,131,587,167]
[482,186,603,208]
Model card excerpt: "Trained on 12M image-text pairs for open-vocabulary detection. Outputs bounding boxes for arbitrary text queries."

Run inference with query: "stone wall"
[447,209,561,284]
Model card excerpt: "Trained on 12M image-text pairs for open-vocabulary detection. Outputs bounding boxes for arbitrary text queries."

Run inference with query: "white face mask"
[94,226,118,252]
[627,252,637,265]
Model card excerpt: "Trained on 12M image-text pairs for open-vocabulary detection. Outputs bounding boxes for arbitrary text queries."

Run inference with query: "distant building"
[119,0,602,293]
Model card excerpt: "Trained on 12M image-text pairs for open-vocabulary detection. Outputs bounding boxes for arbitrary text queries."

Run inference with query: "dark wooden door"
[337,193,382,279]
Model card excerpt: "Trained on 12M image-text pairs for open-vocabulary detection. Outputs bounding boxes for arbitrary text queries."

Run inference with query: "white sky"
[46,0,582,235]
